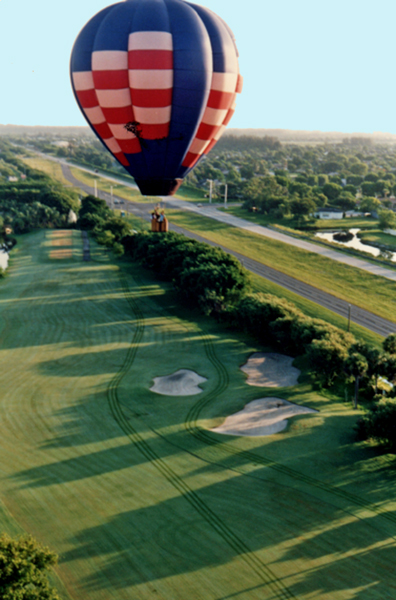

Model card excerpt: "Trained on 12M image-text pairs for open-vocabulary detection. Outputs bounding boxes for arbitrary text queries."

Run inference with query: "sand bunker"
[150,369,207,396]
[241,353,300,387]
[211,397,317,437]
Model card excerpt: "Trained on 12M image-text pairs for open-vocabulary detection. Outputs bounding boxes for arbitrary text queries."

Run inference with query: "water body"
[0,250,8,270]
[315,228,396,262]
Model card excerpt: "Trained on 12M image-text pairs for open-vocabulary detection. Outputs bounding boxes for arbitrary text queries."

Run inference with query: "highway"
[61,162,396,337]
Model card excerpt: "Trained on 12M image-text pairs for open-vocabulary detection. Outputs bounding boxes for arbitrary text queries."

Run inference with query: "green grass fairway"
[1,231,396,599]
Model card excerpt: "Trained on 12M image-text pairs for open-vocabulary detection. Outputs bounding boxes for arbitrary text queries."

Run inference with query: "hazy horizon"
[2,123,396,142]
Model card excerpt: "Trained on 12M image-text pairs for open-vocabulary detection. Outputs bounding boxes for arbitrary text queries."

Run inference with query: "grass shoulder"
[166,208,396,324]
[68,166,153,203]
[175,183,207,202]
[19,155,79,190]
[219,205,379,231]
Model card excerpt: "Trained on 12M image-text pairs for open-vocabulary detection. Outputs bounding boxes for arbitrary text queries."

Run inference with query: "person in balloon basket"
[158,210,168,232]
[150,208,159,232]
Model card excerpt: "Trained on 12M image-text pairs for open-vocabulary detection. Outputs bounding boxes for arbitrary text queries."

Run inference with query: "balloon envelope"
[70,0,242,196]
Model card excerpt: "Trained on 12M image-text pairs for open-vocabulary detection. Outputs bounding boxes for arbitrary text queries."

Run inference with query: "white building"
[314,208,344,220]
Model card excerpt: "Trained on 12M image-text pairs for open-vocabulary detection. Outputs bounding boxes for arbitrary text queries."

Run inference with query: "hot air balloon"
[70,0,242,196]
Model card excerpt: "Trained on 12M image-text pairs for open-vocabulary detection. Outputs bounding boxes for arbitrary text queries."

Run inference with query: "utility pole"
[110,186,114,210]
[208,179,213,204]
[224,183,228,208]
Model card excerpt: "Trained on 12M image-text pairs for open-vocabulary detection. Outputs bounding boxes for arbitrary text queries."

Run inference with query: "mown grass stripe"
[106,271,296,600]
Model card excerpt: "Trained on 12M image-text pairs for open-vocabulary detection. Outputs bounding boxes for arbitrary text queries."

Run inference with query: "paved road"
[50,152,396,282]
[61,163,396,337]
[161,198,396,281]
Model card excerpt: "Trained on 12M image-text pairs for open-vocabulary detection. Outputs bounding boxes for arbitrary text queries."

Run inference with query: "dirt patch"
[49,230,73,259]
[150,369,207,396]
[241,353,300,387]
[211,397,317,437]
[49,249,73,259]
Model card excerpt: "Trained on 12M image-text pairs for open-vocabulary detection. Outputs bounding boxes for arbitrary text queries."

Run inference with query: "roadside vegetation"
[166,209,396,323]
[0,140,79,234]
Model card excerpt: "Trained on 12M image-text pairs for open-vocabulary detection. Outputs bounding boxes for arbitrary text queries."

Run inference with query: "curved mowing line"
[106,271,296,600]
[184,336,396,531]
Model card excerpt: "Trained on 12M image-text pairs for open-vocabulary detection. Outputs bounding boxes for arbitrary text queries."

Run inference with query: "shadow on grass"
[56,467,396,599]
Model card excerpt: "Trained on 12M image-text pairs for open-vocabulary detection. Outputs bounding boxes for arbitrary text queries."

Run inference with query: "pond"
[315,228,396,262]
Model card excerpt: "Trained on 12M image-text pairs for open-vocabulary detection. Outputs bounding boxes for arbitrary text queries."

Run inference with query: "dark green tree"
[322,182,342,201]
[359,196,381,213]
[378,209,396,230]
[360,181,378,197]
[337,192,357,211]
[79,195,110,221]
[290,196,316,219]
[0,533,59,600]
[344,352,368,409]
[307,336,349,386]
[383,333,396,354]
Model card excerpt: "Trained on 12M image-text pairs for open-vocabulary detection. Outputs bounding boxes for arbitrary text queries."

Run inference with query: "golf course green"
[1,230,396,600]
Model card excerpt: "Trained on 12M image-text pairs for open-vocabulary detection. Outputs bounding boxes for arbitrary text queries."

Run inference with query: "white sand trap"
[150,369,207,396]
[211,397,317,437]
[241,352,300,387]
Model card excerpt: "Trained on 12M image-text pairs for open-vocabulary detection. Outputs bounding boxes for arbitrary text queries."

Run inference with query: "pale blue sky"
[0,0,394,133]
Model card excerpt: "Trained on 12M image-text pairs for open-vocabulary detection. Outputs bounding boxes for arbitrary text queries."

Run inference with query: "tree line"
[0,142,79,234]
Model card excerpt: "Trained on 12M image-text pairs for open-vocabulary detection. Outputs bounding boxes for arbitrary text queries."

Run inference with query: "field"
[1,230,396,599]
[21,156,78,189]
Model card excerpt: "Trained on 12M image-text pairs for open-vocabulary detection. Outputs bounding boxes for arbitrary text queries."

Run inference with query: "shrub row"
[122,231,250,313]
[356,399,396,449]
[121,230,355,385]
[78,195,131,256]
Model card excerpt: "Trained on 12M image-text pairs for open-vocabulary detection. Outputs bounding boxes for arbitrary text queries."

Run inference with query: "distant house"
[314,208,344,220]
